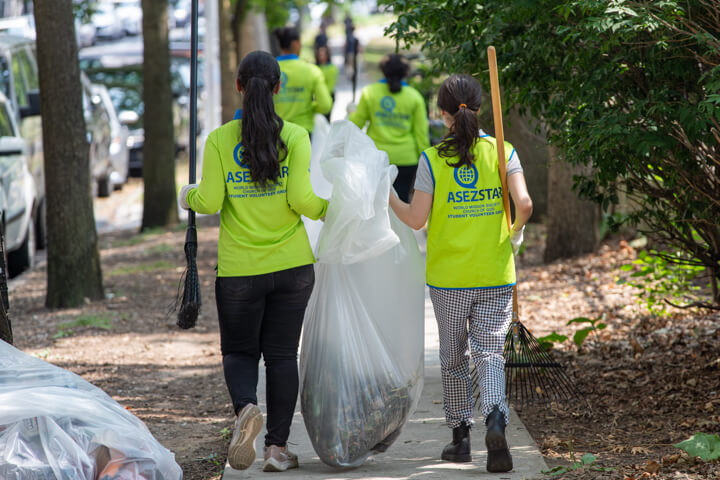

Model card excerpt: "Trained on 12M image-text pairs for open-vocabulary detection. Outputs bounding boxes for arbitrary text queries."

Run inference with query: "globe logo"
[380,96,396,113]
[234,142,246,168]
[454,164,479,189]
[280,72,289,89]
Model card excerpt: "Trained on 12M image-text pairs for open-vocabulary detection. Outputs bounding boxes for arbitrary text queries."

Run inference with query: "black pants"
[394,164,418,203]
[215,264,315,447]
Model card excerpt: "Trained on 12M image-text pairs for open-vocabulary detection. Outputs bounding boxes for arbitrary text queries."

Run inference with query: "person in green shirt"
[349,54,430,202]
[178,51,328,473]
[273,27,332,134]
[315,44,338,121]
[389,74,533,473]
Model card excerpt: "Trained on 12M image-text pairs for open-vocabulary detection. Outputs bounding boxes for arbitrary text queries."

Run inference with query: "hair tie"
[458,103,468,109]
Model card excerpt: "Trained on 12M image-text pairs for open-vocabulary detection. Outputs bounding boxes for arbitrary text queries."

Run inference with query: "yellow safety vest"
[424,136,516,289]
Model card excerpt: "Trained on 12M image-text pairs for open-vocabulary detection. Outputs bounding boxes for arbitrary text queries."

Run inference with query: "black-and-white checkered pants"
[429,286,513,428]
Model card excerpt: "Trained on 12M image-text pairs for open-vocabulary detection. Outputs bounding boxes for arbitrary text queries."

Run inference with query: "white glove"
[510,224,525,255]
[178,183,197,211]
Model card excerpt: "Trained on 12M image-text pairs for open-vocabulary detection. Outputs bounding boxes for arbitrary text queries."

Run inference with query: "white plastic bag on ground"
[0,340,182,480]
[300,120,425,468]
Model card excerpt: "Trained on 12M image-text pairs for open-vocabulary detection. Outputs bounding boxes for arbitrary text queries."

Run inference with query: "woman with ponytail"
[389,74,533,473]
[178,51,328,473]
[349,54,430,202]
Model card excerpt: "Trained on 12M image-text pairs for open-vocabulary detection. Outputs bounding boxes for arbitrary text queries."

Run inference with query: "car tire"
[98,177,111,198]
[8,217,36,278]
[35,200,47,250]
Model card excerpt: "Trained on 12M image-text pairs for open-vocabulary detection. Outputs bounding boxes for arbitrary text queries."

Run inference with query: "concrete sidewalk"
[222,289,547,480]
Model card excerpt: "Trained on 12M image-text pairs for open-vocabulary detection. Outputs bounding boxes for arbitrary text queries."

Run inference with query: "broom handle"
[487,46,519,321]
[187,0,200,228]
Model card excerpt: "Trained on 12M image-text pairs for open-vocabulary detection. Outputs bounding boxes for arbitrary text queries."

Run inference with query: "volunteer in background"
[178,51,328,473]
[315,44,338,120]
[349,54,430,202]
[273,27,332,135]
[389,74,533,473]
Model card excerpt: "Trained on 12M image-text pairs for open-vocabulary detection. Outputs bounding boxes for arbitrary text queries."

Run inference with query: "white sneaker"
[227,404,263,470]
[263,445,299,472]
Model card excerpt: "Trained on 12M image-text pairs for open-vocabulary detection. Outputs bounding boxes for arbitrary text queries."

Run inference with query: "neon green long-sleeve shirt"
[319,63,339,93]
[274,54,332,132]
[349,80,430,166]
[186,112,328,277]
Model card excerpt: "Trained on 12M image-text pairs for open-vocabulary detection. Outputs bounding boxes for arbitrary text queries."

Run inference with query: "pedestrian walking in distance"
[389,74,533,473]
[349,54,430,202]
[273,27,332,136]
[178,51,328,473]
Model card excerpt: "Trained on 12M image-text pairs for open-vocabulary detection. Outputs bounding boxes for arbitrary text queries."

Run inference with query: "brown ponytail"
[436,74,483,168]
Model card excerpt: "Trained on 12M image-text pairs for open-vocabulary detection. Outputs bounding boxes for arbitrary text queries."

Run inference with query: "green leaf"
[538,332,569,344]
[573,328,593,348]
[674,433,720,461]
[567,317,593,326]
[580,453,597,465]
[541,465,569,476]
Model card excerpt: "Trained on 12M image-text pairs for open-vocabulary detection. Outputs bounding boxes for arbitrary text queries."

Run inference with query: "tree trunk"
[237,11,271,60]
[141,0,178,229]
[504,109,548,218]
[544,147,600,262]
[0,229,11,344]
[0,308,10,344]
[219,0,239,124]
[34,0,104,308]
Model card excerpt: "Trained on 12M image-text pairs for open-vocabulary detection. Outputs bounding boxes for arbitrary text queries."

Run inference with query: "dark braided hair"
[436,74,483,168]
[236,51,288,188]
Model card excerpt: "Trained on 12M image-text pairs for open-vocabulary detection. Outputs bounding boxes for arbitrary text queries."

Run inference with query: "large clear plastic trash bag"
[304,114,333,249]
[0,340,182,480]
[300,120,425,468]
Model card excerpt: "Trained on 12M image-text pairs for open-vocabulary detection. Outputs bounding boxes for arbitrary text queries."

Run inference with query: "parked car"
[171,0,191,28]
[76,19,97,48]
[91,83,129,190]
[0,91,38,276]
[80,73,114,197]
[80,53,196,176]
[0,35,45,250]
[92,2,125,40]
[110,0,143,36]
[0,15,35,40]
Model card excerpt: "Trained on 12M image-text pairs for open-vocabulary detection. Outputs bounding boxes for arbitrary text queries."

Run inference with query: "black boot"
[441,422,471,462]
[485,406,513,472]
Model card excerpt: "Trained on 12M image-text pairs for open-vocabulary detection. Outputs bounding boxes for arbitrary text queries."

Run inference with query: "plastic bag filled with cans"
[300,121,425,468]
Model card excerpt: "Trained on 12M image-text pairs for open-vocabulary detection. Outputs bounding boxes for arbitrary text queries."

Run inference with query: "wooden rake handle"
[487,46,520,321]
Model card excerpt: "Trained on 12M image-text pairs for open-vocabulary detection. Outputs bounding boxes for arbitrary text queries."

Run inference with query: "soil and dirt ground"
[8,204,719,479]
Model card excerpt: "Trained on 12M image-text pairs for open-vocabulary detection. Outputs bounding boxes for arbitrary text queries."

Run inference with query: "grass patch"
[111,225,185,248]
[147,243,174,255]
[54,314,114,339]
[108,260,176,277]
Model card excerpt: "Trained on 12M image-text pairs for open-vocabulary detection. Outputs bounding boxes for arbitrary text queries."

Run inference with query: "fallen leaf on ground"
[542,434,562,449]
[645,460,660,474]
[631,446,652,455]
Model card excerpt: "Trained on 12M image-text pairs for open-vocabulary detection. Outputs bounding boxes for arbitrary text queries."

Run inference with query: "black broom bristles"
[176,224,201,329]
[471,320,586,409]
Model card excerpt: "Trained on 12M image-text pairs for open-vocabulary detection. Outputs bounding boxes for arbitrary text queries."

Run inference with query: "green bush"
[619,249,707,314]
[383,0,720,306]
